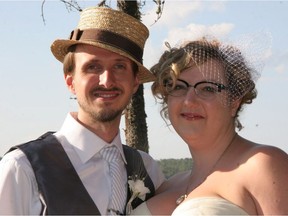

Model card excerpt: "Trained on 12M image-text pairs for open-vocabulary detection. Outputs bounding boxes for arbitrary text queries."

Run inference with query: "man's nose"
[99,69,115,88]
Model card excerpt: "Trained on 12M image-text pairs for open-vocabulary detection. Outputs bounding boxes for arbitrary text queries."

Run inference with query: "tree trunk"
[124,85,149,152]
[118,0,149,153]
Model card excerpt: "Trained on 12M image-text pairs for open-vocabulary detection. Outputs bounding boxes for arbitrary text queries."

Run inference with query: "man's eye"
[87,64,102,73]
[114,63,126,70]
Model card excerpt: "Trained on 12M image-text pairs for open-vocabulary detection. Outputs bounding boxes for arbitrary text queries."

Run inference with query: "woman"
[131,38,288,215]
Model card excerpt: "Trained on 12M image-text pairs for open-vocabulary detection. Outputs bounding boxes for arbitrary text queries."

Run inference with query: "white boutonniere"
[126,175,150,215]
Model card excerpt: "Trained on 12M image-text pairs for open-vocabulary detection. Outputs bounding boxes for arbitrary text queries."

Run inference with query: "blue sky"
[0,1,287,159]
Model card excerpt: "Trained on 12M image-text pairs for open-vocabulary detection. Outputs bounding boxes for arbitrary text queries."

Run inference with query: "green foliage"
[0,155,192,178]
[158,158,193,178]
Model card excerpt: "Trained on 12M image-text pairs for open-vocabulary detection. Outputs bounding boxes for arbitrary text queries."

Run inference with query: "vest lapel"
[123,145,155,213]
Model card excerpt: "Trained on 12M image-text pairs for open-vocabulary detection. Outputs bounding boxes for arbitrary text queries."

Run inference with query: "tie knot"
[100,146,121,163]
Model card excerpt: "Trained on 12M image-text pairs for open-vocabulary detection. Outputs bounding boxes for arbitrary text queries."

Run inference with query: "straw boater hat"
[51,6,155,83]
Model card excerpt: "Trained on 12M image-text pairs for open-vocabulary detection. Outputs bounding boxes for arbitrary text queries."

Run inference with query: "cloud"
[263,46,288,77]
[141,1,232,70]
[142,1,202,27]
[271,53,288,75]
[275,64,286,74]
[164,23,234,47]
[208,1,227,12]
[142,1,228,28]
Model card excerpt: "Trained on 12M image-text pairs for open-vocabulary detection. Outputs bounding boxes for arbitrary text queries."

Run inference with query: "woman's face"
[167,59,238,144]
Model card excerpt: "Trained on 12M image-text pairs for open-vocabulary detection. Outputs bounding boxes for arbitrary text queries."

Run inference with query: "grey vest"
[8,132,155,215]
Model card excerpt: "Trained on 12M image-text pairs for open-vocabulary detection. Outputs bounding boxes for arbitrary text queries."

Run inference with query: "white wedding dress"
[131,197,249,215]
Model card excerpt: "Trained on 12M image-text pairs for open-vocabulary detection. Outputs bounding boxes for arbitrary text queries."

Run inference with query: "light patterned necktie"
[100,146,126,215]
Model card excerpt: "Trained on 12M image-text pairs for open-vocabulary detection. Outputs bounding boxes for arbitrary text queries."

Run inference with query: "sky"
[0,0,287,160]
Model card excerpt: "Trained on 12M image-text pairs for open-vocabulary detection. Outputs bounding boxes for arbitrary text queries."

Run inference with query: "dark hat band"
[70,29,143,63]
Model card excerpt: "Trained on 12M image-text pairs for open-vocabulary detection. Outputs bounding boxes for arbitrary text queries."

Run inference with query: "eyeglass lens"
[165,79,226,99]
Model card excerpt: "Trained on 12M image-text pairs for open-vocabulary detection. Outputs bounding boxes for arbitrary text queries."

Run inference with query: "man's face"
[65,44,139,124]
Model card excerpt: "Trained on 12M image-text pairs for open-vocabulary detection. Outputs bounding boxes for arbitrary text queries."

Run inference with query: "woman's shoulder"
[238,140,288,185]
[238,141,288,214]
[244,142,288,166]
[235,137,287,164]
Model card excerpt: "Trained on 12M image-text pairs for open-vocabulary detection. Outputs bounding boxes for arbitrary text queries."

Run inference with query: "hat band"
[70,29,143,63]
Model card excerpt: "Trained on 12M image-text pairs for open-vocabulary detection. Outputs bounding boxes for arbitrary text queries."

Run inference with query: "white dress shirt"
[0,113,165,215]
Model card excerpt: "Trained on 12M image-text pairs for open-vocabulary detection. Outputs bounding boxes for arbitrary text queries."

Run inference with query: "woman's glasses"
[165,79,227,100]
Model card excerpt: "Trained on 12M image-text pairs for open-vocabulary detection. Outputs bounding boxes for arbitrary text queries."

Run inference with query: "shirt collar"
[58,112,127,164]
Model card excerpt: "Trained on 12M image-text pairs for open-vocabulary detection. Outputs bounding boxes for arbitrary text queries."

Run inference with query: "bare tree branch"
[41,0,46,25]
[60,0,82,11]
[152,0,165,25]
[98,0,106,7]
[41,0,83,25]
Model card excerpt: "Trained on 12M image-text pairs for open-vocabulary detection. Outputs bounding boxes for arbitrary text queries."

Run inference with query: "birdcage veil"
[174,31,272,106]
[151,30,272,125]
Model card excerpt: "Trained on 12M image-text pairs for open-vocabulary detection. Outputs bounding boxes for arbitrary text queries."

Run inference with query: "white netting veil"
[218,31,272,102]
[153,31,272,107]
[151,31,272,124]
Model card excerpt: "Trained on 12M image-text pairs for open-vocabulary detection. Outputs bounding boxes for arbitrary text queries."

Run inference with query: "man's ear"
[132,76,140,94]
[65,74,75,94]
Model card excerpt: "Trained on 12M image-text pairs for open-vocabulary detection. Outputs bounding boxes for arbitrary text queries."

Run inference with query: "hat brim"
[51,39,155,84]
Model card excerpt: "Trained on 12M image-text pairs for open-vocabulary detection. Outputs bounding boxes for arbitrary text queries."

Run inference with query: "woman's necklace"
[175,134,237,206]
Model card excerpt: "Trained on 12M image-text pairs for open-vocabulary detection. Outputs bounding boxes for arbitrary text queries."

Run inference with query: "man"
[0,6,165,215]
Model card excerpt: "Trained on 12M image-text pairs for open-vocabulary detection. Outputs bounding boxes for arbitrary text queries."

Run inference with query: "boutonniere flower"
[126,175,150,215]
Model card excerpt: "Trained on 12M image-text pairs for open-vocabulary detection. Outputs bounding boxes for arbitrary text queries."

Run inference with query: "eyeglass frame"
[164,78,227,99]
